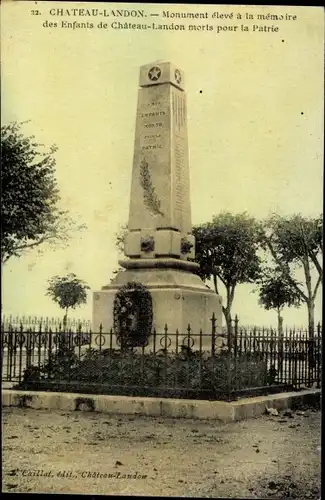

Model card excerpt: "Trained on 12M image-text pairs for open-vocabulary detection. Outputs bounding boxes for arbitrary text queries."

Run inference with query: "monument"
[93,61,222,348]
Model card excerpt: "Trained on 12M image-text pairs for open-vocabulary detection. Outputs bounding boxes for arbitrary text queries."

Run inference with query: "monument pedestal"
[92,61,223,351]
[93,259,222,352]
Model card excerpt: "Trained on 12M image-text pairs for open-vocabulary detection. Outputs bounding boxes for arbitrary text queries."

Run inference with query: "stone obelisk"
[93,61,222,343]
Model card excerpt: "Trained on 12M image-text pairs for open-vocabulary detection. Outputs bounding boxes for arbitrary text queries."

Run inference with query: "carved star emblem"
[148,66,161,81]
[175,69,182,84]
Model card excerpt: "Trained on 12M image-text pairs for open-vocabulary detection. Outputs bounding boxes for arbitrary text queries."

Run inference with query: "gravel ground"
[2,405,321,498]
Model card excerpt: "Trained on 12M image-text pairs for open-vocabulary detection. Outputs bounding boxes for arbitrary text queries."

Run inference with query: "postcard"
[1,2,323,498]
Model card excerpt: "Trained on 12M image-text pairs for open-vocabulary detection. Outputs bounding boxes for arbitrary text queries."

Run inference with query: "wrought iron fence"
[231,319,322,391]
[1,315,322,401]
[1,314,91,331]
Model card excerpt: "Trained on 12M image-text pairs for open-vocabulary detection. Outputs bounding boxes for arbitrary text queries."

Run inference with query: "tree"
[193,212,263,342]
[1,121,85,264]
[46,273,90,326]
[262,214,322,338]
[257,268,302,333]
[310,215,323,282]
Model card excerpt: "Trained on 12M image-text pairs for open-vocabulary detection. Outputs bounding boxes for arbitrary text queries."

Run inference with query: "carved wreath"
[140,236,155,253]
[139,158,164,216]
[181,237,193,255]
[113,282,153,349]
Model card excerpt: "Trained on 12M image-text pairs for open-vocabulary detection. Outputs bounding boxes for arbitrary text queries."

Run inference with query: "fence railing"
[2,314,321,338]
[1,315,91,331]
[1,315,322,401]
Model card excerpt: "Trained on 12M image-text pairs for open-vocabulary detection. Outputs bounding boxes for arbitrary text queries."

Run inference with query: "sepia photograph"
[1,2,323,498]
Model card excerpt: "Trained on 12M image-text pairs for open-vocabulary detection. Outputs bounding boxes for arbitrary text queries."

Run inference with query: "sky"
[1,2,323,328]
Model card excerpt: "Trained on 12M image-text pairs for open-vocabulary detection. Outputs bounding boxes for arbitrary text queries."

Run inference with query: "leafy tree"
[46,273,90,326]
[257,268,302,333]
[309,215,323,282]
[262,214,322,337]
[193,212,263,343]
[1,121,85,264]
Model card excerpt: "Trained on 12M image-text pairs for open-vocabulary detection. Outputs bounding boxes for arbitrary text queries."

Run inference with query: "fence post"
[227,320,232,354]
[308,324,315,386]
[26,327,32,373]
[48,327,53,376]
[0,325,3,381]
[233,315,239,394]
[233,315,238,358]
[8,327,13,381]
[211,313,216,357]
[316,322,321,388]
[163,324,168,389]
[292,338,298,389]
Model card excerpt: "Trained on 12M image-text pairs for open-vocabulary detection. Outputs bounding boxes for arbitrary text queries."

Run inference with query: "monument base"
[92,260,223,352]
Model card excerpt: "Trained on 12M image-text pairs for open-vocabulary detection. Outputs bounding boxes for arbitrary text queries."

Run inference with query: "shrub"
[22,365,42,383]
[19,344,269,399]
